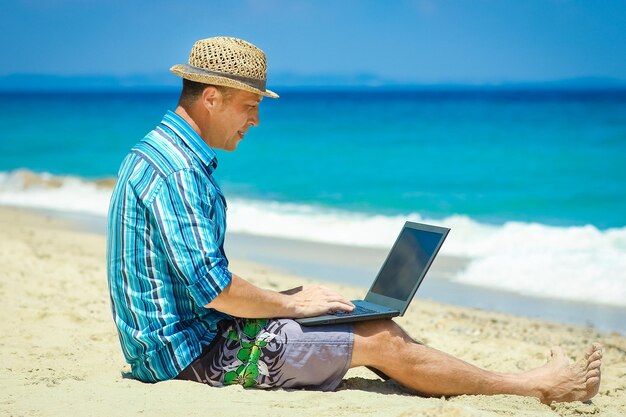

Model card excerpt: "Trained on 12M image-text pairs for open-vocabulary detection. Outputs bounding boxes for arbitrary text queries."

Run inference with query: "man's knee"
[354,319,413,342]
[351,320,410,368]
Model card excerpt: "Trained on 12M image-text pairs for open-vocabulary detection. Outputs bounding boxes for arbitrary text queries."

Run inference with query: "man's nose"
[249,107,260,127]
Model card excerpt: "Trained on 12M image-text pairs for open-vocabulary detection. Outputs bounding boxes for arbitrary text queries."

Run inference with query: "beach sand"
[1,206,625,417]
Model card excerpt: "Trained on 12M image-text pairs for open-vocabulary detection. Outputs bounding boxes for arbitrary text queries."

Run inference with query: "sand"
[1,206,625,417]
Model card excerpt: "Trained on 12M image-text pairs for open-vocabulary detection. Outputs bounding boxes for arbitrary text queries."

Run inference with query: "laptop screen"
[370,226,444,301]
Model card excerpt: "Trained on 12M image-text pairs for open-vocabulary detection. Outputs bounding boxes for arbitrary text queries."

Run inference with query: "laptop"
[296,221,450,326]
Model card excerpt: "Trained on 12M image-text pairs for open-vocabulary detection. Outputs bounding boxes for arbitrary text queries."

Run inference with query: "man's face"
[209,89,262,151]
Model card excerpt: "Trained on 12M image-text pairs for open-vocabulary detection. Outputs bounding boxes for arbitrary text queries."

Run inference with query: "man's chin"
[224,141,240,152]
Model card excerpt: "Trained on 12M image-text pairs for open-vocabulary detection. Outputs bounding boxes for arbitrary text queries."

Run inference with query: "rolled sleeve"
[151,168,231,307]
[186,263,232,307]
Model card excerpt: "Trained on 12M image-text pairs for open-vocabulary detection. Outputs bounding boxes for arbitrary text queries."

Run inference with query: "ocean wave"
[1,170,625,306]
[0,170,113,216]
[227,198,626,306]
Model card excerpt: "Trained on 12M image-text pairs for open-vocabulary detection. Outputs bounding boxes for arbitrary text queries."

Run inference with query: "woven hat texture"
[170,37,278,98]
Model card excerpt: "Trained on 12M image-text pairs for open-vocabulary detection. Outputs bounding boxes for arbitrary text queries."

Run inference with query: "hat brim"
[170,64,279,99]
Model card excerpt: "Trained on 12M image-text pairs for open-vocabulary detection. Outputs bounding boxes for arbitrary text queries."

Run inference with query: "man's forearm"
[204,274,297,318]
[204,274,354,319]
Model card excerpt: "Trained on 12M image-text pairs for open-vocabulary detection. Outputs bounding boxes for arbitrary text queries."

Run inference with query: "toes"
[586,376,600,388]
[589,358,602,368]
[586,368,601,379]
[580,344,603,369]
[586,343,603,359]
[588,351,602,363]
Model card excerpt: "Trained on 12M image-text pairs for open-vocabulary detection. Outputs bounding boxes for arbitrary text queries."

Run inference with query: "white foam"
[1,170,625,306]
[227,197,408,248]
[447,222,626,306]
[0,170,111,216]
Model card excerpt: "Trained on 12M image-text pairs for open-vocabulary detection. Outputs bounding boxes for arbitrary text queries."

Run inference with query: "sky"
[1,0,625,85]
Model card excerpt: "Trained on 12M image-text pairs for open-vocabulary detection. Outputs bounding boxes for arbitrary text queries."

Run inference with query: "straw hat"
[170,37,278,99]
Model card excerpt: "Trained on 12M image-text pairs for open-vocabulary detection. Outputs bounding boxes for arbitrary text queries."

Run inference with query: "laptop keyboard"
[332,304,379,316]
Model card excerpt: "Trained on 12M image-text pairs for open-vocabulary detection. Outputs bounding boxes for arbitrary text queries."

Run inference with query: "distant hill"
[0,73,179,92]
[272,73,626,90]
[0,73,625,92]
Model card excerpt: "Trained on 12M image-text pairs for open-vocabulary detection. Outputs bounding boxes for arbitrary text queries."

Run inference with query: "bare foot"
[524,343,602,405]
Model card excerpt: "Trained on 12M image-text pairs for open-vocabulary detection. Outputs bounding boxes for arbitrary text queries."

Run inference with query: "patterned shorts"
[176,318,353,391]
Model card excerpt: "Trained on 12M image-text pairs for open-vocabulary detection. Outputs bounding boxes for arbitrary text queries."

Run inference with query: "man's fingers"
[292,286,355,317]
[323,294,354,309]
[302,286,353,306]
[328,300,354,312]
[341,299,356,309]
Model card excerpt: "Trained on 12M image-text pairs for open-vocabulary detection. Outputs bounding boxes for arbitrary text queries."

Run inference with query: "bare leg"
[351,320,602,404]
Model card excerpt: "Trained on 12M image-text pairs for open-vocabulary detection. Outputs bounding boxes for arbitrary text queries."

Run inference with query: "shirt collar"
[160,110,218,171]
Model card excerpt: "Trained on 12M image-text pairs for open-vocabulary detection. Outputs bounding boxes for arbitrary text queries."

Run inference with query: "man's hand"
[288,285,355,318]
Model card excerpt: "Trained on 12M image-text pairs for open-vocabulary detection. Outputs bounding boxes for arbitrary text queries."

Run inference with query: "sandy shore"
[1,206,625,417]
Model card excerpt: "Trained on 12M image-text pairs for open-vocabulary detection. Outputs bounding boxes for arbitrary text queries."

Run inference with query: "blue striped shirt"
[107,110,232,382]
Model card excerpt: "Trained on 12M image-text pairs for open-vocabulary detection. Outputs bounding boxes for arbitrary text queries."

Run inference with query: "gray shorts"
[176,318,354,391]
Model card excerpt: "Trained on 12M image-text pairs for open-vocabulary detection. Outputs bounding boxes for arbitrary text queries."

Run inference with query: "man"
[107,36,602,403]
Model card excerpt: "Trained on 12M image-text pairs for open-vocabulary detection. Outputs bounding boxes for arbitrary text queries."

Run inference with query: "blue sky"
[1,0,625,84]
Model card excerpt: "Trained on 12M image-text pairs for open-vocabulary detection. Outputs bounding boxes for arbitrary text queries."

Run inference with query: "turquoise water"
[1,90,625,228]
[1,89,626,313]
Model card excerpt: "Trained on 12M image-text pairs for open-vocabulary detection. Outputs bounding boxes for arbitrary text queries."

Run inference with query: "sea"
[1,89,625,330]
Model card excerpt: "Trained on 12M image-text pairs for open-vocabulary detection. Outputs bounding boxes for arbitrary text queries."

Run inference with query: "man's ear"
[201,86,221,110]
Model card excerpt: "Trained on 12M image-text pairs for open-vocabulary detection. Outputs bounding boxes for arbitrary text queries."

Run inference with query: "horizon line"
[2,87,626,95]
[0,73,625,88]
